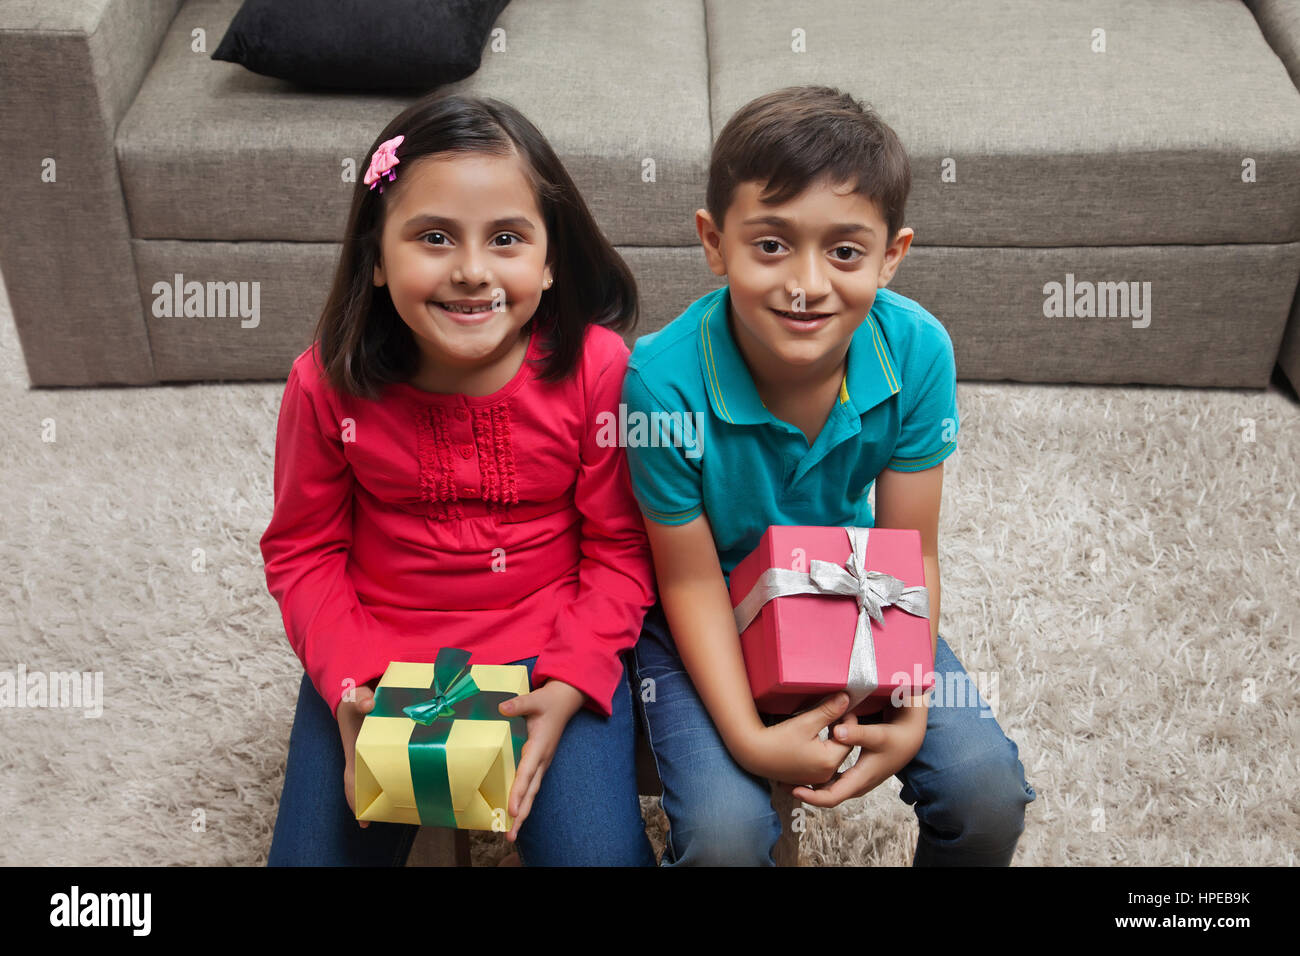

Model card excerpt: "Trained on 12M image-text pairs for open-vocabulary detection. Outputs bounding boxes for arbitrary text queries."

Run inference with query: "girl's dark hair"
[313,92,638,399]
[706,85,912,245]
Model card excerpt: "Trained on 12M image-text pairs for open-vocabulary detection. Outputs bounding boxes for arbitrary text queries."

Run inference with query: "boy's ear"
[695,209,728,277]
[877,227,915,288]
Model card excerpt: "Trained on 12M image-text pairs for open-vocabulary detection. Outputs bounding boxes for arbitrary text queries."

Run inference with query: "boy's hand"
[336,684,377,828]
[497,680,585,842]
[792,693,929,807]
[742,693,856,786]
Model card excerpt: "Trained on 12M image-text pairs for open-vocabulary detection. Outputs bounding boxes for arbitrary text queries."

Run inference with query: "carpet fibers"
[1,269,1295,867]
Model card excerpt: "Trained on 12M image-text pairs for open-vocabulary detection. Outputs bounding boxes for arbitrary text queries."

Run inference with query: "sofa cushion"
[706,0,1300,246]
[1247,0,1300,91]
[116,0,711,244]
[211,0,511,91]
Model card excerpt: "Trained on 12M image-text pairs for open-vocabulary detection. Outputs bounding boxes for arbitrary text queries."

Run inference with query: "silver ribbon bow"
[733,527,930,709]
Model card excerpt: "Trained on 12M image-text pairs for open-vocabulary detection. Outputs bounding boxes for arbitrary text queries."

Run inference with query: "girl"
[260,92,658,866]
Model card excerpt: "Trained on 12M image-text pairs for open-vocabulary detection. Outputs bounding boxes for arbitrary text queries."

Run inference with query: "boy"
[622,86,1036,866]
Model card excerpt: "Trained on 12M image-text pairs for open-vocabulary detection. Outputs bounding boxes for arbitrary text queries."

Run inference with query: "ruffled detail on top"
[471,403,519,510]
[415,401,519,521]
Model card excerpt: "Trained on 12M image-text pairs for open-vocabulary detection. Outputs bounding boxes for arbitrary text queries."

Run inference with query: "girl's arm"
[499,336,658,838]
[530,339,657,717]
[259,359,387,720]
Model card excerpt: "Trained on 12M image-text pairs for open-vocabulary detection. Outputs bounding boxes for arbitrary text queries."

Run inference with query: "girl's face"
[373,150,552,382]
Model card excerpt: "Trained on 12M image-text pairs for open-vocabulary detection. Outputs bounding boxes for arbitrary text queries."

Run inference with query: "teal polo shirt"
[621,284,959,583]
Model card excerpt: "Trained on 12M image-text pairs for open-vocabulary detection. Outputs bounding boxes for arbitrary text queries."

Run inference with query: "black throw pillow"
[212,0,512,91]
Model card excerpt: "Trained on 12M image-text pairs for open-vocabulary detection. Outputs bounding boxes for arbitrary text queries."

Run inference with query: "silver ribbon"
[733,527,930,709]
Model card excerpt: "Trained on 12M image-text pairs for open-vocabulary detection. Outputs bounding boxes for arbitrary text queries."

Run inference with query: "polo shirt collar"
[696,285,901,426]
[843,294,902,415]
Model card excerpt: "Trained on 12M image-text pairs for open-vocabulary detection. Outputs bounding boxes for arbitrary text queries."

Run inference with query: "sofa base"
[124,240,1299,389]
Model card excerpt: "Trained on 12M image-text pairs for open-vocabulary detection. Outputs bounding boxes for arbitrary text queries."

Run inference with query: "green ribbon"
[399,647,481,724]
[370,648,527,828]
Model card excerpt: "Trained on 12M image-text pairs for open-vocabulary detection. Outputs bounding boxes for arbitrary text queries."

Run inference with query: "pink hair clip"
[364,134,405,193]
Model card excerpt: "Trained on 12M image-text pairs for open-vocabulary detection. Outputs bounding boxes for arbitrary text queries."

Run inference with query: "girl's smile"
[431,300,501,324]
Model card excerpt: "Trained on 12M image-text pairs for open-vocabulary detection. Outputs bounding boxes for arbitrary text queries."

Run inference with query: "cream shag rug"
[0,269,1295,867]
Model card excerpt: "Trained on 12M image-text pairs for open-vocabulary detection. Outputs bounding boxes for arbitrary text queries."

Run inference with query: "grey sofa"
[3,0,1300,392]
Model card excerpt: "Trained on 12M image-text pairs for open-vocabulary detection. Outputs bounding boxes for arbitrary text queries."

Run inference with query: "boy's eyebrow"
[741,215,875,238]
[402,213,537,232]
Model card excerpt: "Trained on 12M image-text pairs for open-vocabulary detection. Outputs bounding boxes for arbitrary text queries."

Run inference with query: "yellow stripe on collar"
[866,315,900,393]
[700,299,733,423]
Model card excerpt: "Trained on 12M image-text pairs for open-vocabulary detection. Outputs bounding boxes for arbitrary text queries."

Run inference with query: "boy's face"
[696,177,913,378]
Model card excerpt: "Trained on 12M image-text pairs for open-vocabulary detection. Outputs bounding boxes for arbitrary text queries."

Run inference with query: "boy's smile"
[696,177,913,395]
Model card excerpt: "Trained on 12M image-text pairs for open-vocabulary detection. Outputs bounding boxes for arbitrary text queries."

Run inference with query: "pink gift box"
[729,525,935,716]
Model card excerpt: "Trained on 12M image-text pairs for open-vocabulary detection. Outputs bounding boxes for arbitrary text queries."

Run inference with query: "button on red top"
[459,445,473,459]
[454,408,468,421]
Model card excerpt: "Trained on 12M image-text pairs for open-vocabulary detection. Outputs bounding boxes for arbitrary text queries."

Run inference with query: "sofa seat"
[707,0,1300,247]
[115,0,712,246]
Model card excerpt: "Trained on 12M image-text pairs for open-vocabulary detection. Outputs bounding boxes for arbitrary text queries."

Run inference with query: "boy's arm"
[873,462,945,664]
[874,310,958,660]
[643,513,851,783]
[641,513,768,769]
[791,462,943,807]
[621,365,848,784]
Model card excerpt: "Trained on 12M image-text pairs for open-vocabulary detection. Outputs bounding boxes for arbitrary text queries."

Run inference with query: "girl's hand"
[336,684,377,828]
[497,680,585,842]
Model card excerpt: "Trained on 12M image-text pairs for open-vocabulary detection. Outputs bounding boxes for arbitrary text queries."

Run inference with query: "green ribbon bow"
[369,648,527,828]
[398,648,481,724]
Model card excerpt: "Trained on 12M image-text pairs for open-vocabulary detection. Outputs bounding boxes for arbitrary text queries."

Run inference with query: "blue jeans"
[632,602,1037,866]
[267,654,655,866]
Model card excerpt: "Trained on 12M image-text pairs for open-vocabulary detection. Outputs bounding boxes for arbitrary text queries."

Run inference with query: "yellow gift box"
[354,653,529,831]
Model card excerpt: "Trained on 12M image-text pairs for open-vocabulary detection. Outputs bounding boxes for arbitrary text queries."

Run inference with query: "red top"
[259,325,656,720]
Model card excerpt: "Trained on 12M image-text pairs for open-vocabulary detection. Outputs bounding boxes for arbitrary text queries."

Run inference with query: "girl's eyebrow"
[402,213,536,232]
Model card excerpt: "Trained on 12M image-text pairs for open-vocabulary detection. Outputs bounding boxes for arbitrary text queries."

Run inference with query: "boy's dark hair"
[706,86,911,244]
[314,91,637,399]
